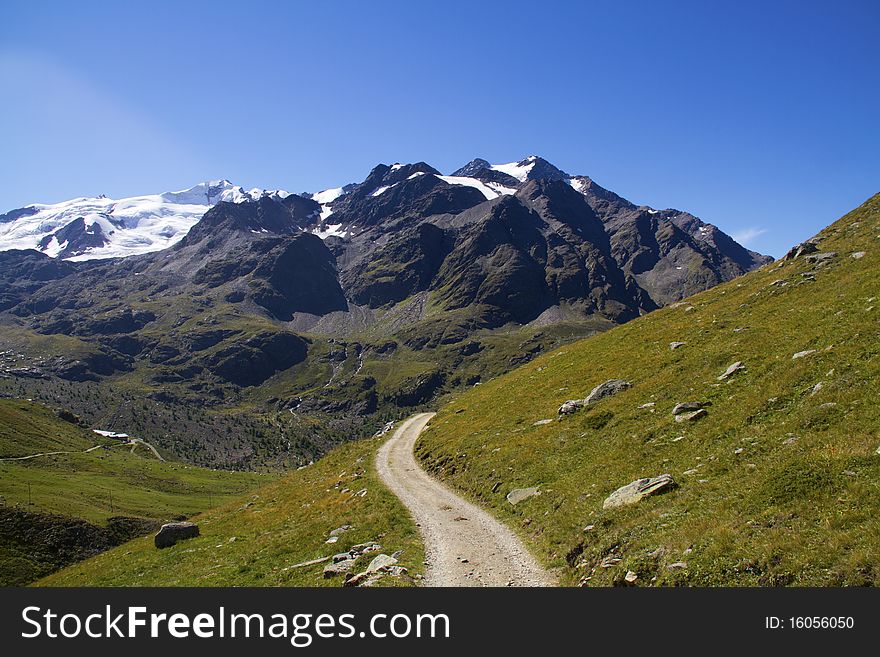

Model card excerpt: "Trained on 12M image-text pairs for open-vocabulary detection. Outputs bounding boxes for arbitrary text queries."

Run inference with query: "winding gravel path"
[376,412,555,587]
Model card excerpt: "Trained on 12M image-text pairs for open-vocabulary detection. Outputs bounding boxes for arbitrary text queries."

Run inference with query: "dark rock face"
[248,234,348,319]
[344,223,453,307]
[330,169,485,230]
[54,350,132,381]
[198,331,309,387]
[38,217,111,258]
[432,198,552,324]
[179,195,319,248]
[0,249,77,311]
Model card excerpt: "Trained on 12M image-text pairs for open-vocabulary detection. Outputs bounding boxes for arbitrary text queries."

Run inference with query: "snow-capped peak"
[0,181,290,261]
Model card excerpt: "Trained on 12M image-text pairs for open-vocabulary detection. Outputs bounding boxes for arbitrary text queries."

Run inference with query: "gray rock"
[792,349,817,359]
[603,474,677,509]
[851,251,866,259]
[624,570,638,584]
[532,419,554,426]
[804,252,837,265]
[558,399,585,415]
[586,379,632,404]
[366,553,399,573]
[783,240,819,260]
[323,558,357,578]
[507,486,540,505]
[667,561,688,570]
[718,361,745,381]
[675,408,708,423]
[669,341,687,350]
[329,524,353,537]
[349,542,381,556]
[672,401,710,415]
[809,381,824,396]
[333,552,353,563]
[154,521,199,549]
[343,571,381,587]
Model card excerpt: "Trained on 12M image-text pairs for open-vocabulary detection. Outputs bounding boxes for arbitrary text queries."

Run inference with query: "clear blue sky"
[1,0,877,256]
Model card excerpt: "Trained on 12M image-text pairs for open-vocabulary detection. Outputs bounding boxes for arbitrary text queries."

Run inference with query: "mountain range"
[0,156,771,469]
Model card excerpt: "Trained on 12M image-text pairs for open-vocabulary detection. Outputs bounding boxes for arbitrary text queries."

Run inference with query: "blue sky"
[1,0,877,257]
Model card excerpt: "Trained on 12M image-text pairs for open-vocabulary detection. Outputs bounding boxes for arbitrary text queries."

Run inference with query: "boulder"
[717,361,745,381]
[586,379,632,404]
[329,524,353,537]
[851,251,866,259]
[675,409,708,423]
[783,240,819,260]
[804,252,837,265]
[366,553,398,573]
[671,401,710,415]
[323,558,357,578]
[792,349,817,359]
[343,571,380,587]
[558,399,585,415]
[349,542,382,557]
[154,521,200,549]
[669,342,687,350]
[506,486,540,505]
[603,474,677,509]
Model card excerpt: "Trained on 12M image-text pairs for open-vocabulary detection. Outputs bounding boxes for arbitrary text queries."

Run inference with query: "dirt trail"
[376,412,554,587]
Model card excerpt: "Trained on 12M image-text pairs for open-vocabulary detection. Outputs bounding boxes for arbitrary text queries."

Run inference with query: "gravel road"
[376,412,555,587]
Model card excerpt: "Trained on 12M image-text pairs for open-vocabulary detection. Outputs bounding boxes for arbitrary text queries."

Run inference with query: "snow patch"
[312,187,344,204]
[436,175,504,200]
[490,156,537,182]
[314,223,348,239]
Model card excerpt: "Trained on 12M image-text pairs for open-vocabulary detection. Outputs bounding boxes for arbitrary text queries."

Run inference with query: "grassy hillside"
[0,399,269,584]
[40,431,423,587]
[416,193,880,586]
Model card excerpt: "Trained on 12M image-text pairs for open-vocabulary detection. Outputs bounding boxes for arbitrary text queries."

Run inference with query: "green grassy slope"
[0,399,268,524]
[40,432,423,587]
[416,194,880,586]
[0,399,270,584]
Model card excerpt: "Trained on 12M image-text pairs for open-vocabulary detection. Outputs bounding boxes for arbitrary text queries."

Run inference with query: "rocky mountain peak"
[450,158,491,177]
